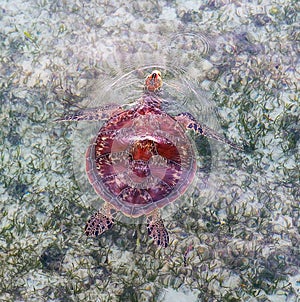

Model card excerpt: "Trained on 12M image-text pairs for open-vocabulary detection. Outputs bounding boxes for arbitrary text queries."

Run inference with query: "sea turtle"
[60,70,242,248]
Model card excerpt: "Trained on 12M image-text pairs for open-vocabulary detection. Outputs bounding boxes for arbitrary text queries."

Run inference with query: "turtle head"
[144,70,163,92]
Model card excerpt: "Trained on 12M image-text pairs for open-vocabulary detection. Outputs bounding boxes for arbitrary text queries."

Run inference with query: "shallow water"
[0,0,299,301]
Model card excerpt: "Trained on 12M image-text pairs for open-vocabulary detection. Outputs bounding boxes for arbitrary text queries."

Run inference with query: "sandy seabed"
[0,0,299,301]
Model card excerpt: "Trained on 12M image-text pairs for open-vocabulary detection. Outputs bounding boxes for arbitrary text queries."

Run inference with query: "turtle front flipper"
[147,210,169,248]
[57,104,123,122]
[175,112,244,151]
[85,203,116,237]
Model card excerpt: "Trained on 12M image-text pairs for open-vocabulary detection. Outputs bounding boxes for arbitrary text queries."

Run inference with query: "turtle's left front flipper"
[175,112,244,151]
[56,104,123,122]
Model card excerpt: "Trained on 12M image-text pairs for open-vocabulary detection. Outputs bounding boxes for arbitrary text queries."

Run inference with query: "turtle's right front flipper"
[175,112,244,151]
[56,104,123,122]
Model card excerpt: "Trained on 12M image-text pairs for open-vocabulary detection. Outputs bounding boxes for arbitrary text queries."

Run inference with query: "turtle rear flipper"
[147,210,169,248]
[85,203,115,237]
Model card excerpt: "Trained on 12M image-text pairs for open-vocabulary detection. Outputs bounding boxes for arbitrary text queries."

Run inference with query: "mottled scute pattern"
[86,97,197,217]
